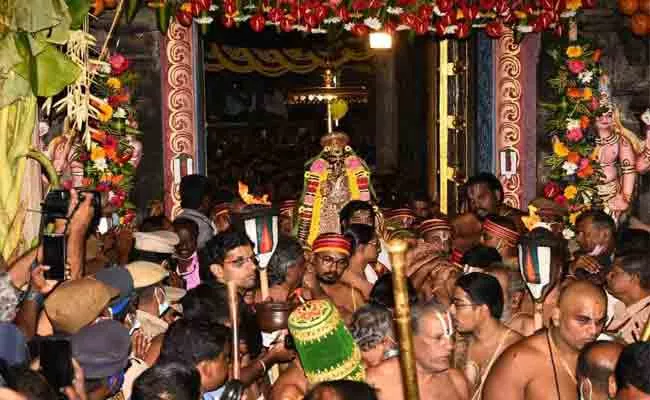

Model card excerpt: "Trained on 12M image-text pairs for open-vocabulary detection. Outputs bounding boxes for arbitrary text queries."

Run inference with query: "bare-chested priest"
[302,233,365,323]
[482,281,608,400]
[366,300,470,400]
[450,273,522,399]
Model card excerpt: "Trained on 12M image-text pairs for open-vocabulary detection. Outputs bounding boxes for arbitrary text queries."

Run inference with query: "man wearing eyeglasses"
[304,233,365,324]
[450,273,522,399]
[200,230,258,291]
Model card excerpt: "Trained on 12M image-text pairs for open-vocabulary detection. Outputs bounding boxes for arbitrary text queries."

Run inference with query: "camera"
[41,189,101,229]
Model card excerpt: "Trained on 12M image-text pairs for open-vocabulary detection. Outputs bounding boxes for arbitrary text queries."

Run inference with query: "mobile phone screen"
[42,234,66,280]
[40,338,73,389]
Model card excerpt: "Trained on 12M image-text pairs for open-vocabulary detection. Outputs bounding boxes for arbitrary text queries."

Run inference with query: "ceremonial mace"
[387,239,420,400]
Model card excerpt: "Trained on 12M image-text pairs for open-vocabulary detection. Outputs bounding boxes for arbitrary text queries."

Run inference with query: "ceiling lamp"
[369,31,393,49]
[287,68,368,132]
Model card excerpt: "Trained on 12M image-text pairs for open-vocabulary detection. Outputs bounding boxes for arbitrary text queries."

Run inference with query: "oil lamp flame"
[238,181,271,205]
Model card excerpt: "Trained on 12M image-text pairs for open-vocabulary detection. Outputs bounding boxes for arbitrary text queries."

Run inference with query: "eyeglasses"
[316,254,349,269]
[224,255,258,268]
[451,300,476,309]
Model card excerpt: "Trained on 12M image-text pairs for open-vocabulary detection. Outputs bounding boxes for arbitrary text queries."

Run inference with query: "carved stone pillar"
[160,22,204,218]
[494,30,539,209]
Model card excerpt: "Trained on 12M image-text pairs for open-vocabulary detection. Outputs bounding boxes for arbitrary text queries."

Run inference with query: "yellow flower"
[566,0,581,10]
[90,145,106,161]
[564,185,578,200]
[569,211,581,225]
[553,138,570,157]
[106,77,122,91]
[583,87,593,100]
[98,102,113,122]
[566,46,583,58]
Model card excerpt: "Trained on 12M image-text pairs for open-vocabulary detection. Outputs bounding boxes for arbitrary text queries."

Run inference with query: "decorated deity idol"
[595,75,650,220]
[296,131,374,246]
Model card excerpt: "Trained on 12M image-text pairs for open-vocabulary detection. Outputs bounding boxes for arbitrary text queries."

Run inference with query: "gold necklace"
[548,330,577,385]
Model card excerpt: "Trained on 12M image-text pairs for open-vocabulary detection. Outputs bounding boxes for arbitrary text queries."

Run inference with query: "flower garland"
[542,37,604,238]
[119,0,594,38]
[296,150,373,245]
[75,53,141,227]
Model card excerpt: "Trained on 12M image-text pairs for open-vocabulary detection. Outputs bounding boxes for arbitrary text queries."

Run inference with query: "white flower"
[562,228,576,240]
[195,16,214,24]
[560,10,576,18]
[209,4,218,11]
[100,63,112,74]
[324,17,341,24]
[566,118,580,130]
[516,25,533,33]
[311,28,327,34]
[386,6,403,14]
[95,158,108,171]
[295,24,309,32]
[344,22,354,31]
[364,17,381,30]
[114,107,127,119]
[562,161,578,175]
[234,14,251,22]
[244,3,257,9]
[396,24,410,31]
[578,70,593,84]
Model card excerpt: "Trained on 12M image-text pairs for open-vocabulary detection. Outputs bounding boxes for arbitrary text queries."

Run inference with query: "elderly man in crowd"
[577,341,624,400]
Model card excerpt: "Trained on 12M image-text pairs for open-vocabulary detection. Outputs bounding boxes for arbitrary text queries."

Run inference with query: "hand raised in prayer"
[132,330,152,361]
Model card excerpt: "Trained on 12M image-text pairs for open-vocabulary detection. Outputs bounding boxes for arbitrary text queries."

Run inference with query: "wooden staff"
[387,239,420,400]
[258,266,280,383]
[227,281,240,380]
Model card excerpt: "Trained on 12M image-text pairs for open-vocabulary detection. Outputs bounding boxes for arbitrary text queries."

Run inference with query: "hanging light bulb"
[369,31,392,49]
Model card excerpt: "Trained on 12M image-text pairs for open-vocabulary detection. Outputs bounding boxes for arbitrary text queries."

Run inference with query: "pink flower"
[310,159,327,173]
[579,158,589,169]
[566,128,584,142]
[110,193,124,208]
[567,60,585,74]
[346,156,362,169]
[554,195,567,206]
[62,179,74,190]
[109,53,130,76]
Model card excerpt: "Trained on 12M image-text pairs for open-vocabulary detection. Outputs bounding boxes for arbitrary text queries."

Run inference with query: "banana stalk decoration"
[0,95,59,262]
